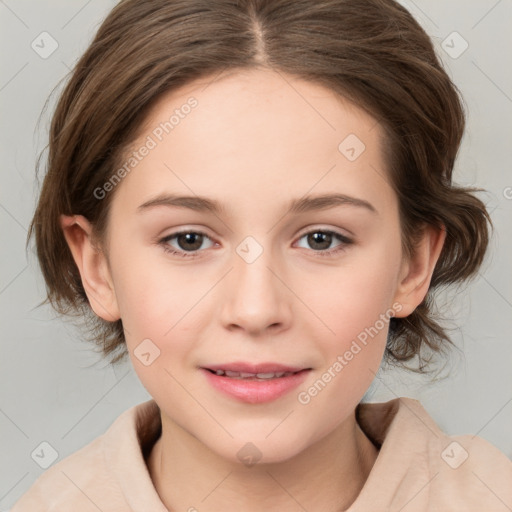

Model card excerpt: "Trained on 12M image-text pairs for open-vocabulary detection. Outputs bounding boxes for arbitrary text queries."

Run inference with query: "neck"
[147,409,378,512]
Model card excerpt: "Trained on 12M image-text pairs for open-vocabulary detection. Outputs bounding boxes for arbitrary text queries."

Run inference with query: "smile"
[205,369,300,379]
[200,367,311,404]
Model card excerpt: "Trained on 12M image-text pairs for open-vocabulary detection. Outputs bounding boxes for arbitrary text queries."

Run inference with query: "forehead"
[111,68,394,220]
[140,67,381,150]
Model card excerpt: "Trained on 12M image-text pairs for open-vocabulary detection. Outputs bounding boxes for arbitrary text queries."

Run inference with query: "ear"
[393,224,446,317]
[59,214,120,322]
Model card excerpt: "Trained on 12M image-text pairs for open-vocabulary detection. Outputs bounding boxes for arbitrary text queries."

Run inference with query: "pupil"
[179,233,202,251]
[309,232,331,250]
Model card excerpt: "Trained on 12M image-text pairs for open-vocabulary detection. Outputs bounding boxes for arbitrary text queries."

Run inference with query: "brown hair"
[27,0,491,371]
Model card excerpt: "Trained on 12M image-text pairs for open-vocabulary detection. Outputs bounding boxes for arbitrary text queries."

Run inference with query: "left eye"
[295,230,352,255]
[159,229,353,259]
[160,230,214,258]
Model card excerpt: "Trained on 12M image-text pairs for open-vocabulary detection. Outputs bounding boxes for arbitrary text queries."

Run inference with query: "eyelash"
[158,229,353,259]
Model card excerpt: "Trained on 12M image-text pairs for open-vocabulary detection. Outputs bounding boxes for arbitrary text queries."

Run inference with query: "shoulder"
[10,401,159,511]
[395,397,512,511]
[354,397,512,511]
[426,432,512,511]
[10,433,126,511]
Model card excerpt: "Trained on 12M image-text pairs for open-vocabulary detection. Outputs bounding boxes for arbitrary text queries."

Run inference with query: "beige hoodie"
[10,397,512,511]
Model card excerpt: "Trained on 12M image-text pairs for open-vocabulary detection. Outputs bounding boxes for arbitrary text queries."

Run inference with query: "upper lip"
[201,362,310,373]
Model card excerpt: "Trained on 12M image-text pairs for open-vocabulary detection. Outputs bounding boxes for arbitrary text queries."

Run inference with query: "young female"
[13,0,512,510]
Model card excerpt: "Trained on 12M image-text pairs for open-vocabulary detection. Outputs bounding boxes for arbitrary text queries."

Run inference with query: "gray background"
[1,0,511,508]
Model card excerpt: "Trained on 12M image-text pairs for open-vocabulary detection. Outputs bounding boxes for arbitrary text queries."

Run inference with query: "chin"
[208,428,311,468]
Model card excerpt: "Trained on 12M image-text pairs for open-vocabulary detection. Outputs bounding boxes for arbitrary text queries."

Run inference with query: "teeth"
[210,369,297,379]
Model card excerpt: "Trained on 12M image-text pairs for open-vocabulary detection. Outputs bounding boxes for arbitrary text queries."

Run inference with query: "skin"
[60,68,445,511]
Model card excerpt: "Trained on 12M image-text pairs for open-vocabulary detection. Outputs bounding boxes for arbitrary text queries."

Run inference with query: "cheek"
[294,238,401,401]
[112,255,200,403]
[301,236,401,343]
[110,240,198,335]
[106,249,186,391]
[111,220,401,381]
[293,270,396,438]
[110,243,218,397]
[113,223,401,352]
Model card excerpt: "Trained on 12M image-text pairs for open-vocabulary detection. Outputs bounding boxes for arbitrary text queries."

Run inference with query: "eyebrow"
[137,192,378,216]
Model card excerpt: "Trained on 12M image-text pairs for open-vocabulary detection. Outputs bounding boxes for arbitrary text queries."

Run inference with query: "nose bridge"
[221,234,290,333]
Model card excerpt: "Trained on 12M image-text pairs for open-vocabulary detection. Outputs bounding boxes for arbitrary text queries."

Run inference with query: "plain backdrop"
[1,0,511,508]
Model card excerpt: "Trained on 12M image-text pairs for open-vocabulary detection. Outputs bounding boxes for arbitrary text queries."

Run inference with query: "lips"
[207,369,297,379]
[201,362,310,380]
[200,363,312,403]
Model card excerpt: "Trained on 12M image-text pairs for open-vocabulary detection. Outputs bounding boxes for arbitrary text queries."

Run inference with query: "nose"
[219,238,293,337]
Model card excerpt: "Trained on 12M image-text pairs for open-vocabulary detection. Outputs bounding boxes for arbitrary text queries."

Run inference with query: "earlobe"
[59,214,120,322]
[393,225,446,317]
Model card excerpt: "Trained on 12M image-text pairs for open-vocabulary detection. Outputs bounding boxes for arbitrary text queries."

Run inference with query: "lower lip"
[201,368,311,404]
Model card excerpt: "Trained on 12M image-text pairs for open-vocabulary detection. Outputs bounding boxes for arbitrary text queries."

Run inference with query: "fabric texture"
[11,397,512,511]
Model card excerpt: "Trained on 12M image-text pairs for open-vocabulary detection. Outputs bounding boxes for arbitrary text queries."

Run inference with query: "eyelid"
[158,229,216,260]
[159,224,353,245]
[159,228,216,248]
[293,228,354,256]
[158,225,354,260]
[296,224,354,240]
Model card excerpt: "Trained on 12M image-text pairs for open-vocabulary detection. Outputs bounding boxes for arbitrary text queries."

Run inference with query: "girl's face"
[84,68,420,463]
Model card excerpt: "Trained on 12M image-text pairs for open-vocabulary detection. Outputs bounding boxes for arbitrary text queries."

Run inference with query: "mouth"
[199,363,312,403]
[203,368,307,380]
[201,361,311,379]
